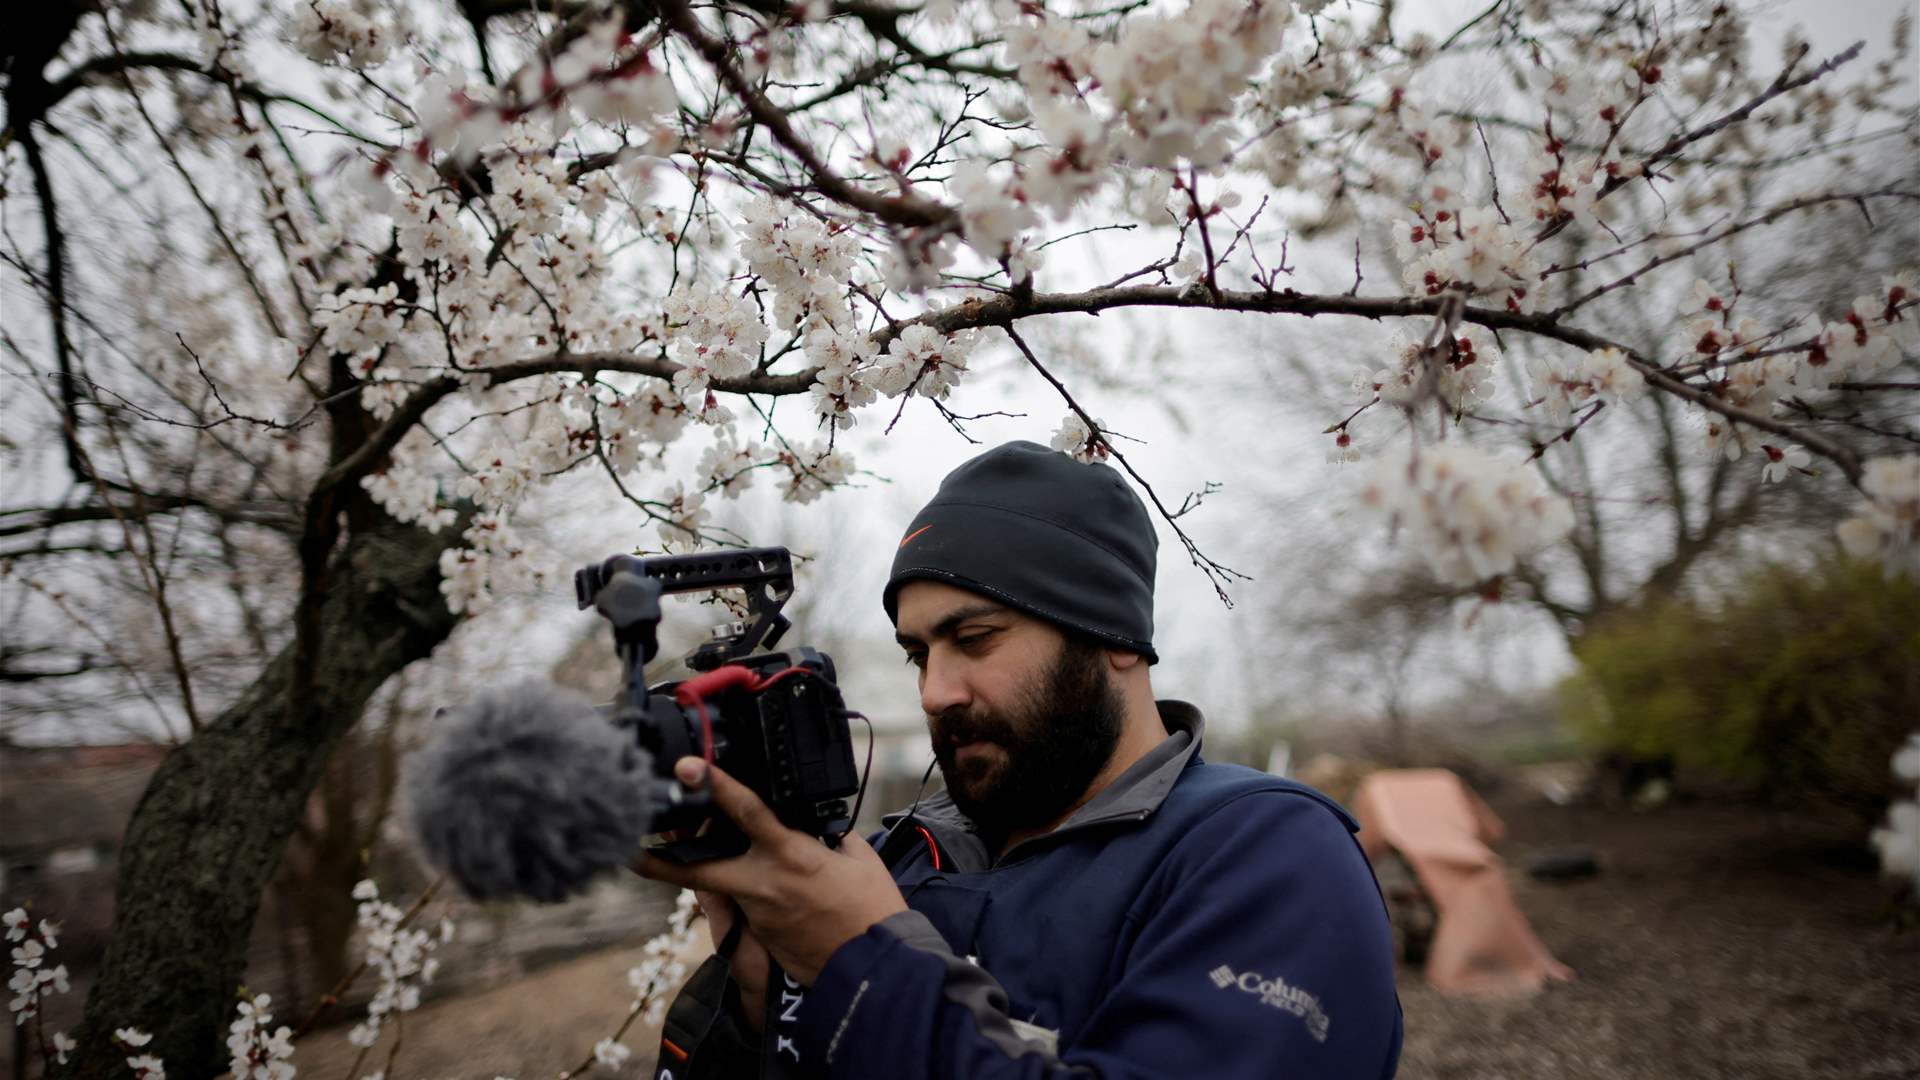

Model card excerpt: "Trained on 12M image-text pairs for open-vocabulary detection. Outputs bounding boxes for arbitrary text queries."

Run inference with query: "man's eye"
[956,631,995,650]
[904,652,926,668]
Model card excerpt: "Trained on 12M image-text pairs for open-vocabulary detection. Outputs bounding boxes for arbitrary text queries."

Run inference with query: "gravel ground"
[289,792,1920,1079]
[1394,793,1920,1080]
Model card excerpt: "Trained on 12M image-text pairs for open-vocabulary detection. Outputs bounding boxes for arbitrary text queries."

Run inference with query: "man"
[638,440,1403,1078]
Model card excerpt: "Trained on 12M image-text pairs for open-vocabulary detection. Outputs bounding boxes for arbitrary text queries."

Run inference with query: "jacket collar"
[884,701,1207,870]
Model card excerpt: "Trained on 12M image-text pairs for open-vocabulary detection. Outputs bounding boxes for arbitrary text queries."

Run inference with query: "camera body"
[575,547,860,862]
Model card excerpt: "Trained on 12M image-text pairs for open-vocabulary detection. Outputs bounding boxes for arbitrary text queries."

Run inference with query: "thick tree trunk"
[59,518,461,1079]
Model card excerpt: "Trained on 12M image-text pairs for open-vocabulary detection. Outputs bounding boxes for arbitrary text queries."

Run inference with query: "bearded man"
[637,440,1403,1079]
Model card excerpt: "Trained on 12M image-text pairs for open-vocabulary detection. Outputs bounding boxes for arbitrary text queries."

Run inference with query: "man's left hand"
[632,756,908,986]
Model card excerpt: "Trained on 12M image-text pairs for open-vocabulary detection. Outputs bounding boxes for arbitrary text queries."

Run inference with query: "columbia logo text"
[1206,965,1331,1043]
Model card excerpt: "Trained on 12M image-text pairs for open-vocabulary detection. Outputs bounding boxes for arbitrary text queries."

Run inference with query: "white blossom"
[1374,329,1501,414]
[1357,443,1576,586]
[291,0,405,67]
[626,891,704,1029]
[1873,732,1920,893]
[778,441,853,504]
[697,438,760,497]
[227,995,296,1080]
[948,160,1037,257]
[593,1039,633,1068]
[1895,733,1920,784]
[655,482,711,545]
[1526,346,1646,424]
[869,325,975,401]
[1836,455,1920,578]
[665,282,768,399]
[1758,444,1811,483]
[341,879,450,1054]
[1050,413,1109,464]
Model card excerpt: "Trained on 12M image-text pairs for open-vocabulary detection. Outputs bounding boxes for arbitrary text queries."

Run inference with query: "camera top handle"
[574,546,797,672]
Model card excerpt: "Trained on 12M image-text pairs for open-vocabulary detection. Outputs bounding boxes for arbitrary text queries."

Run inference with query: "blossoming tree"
[3,0,1915,1073]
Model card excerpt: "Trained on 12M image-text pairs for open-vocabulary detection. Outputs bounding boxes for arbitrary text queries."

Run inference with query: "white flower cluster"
[343,879,453,1053]
[360,437,457,533]
[1684,273,1916,465]
[808,330,880,431]
[946,160,1039,259]
[1050,412,1110,464]
[1837,455,1920,579]
[438,508,546,616]
[665,282,769,408]
[116,1028,163,1079]
[593,1037,633,1068]
[1394,207,1540,313]
[552,18,679,130]
[1525,346,1647,424]
[601,383,692,472]
[653,481,711,549]
[1872,733,1920,894]
[697,437,761,498]
[1519,145,1606,229]
[1359,328,1502,415]
[1085,0,1292,169]
[736,197,861,334]
[733,199,887,431]
[775,441,854,505]
[625,890,701,1029]
[290,0,405,67]
[960,0,1294,258]
[1358,443,1576,586]
[404,18,675,164]
[6,908,70,1030]
[226,995,295,1080]
[1790,272,1916,392]
[869,324,978,402]
[315,284,405,356]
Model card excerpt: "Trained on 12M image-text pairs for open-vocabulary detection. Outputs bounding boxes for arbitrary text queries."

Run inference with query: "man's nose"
[919,653,971,717]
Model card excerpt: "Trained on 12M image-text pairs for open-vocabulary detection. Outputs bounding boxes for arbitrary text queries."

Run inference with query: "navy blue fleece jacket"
[790,703,1402,1078]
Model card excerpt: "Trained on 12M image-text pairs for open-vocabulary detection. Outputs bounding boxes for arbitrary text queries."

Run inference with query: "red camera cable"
[672,664,812,764]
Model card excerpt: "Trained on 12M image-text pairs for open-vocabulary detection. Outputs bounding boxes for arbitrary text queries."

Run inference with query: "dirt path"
[291,931,705,1079]
[290,794,1920,1079]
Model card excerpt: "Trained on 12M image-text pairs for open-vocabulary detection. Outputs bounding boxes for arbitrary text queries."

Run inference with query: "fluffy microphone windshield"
[409,681,656,903]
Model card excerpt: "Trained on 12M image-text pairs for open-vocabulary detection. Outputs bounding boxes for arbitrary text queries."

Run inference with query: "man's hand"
[633,757,907,987]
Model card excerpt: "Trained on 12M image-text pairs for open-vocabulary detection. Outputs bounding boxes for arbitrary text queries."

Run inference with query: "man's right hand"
[697,889,771,1033]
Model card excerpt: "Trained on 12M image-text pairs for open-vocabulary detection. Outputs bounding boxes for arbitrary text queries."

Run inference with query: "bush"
[1563,557,1920,818]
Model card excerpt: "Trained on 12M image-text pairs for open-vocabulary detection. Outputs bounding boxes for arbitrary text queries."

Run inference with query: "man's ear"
[1106,648,1145,672]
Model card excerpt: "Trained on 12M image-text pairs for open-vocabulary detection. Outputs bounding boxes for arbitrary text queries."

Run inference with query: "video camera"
[574,547,862,863]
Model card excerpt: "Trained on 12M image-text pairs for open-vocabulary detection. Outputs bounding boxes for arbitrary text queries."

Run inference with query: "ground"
[290,784,1920,1079]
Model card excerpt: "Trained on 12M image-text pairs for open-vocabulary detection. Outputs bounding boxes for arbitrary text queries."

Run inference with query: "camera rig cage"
[574,547,863,863]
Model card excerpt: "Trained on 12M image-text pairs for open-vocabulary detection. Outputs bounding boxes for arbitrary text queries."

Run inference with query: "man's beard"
[928,635,1126,843]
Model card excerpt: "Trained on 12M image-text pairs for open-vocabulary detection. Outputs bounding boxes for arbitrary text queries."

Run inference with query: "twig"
[1476,120,1510,225]
[658,0,953,230]
[1003,325,1250,606]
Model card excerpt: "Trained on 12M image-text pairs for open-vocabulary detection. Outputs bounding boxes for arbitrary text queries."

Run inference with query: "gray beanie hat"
[883,441,1158,661]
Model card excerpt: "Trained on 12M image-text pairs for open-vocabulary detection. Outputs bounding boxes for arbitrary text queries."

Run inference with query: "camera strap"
[759,958,810,1080]
[655,920,749,1080]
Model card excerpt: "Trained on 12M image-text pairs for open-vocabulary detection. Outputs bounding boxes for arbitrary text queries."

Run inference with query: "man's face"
[893,581,1126,839]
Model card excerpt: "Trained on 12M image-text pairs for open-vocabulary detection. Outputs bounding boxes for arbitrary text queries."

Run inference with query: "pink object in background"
[1353,768,1575,996]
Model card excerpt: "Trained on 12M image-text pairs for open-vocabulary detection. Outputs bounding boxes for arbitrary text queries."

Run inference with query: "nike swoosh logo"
[900,524,933,548]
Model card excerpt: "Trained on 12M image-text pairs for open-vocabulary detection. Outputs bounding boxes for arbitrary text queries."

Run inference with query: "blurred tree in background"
[1563,557,1919,818]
